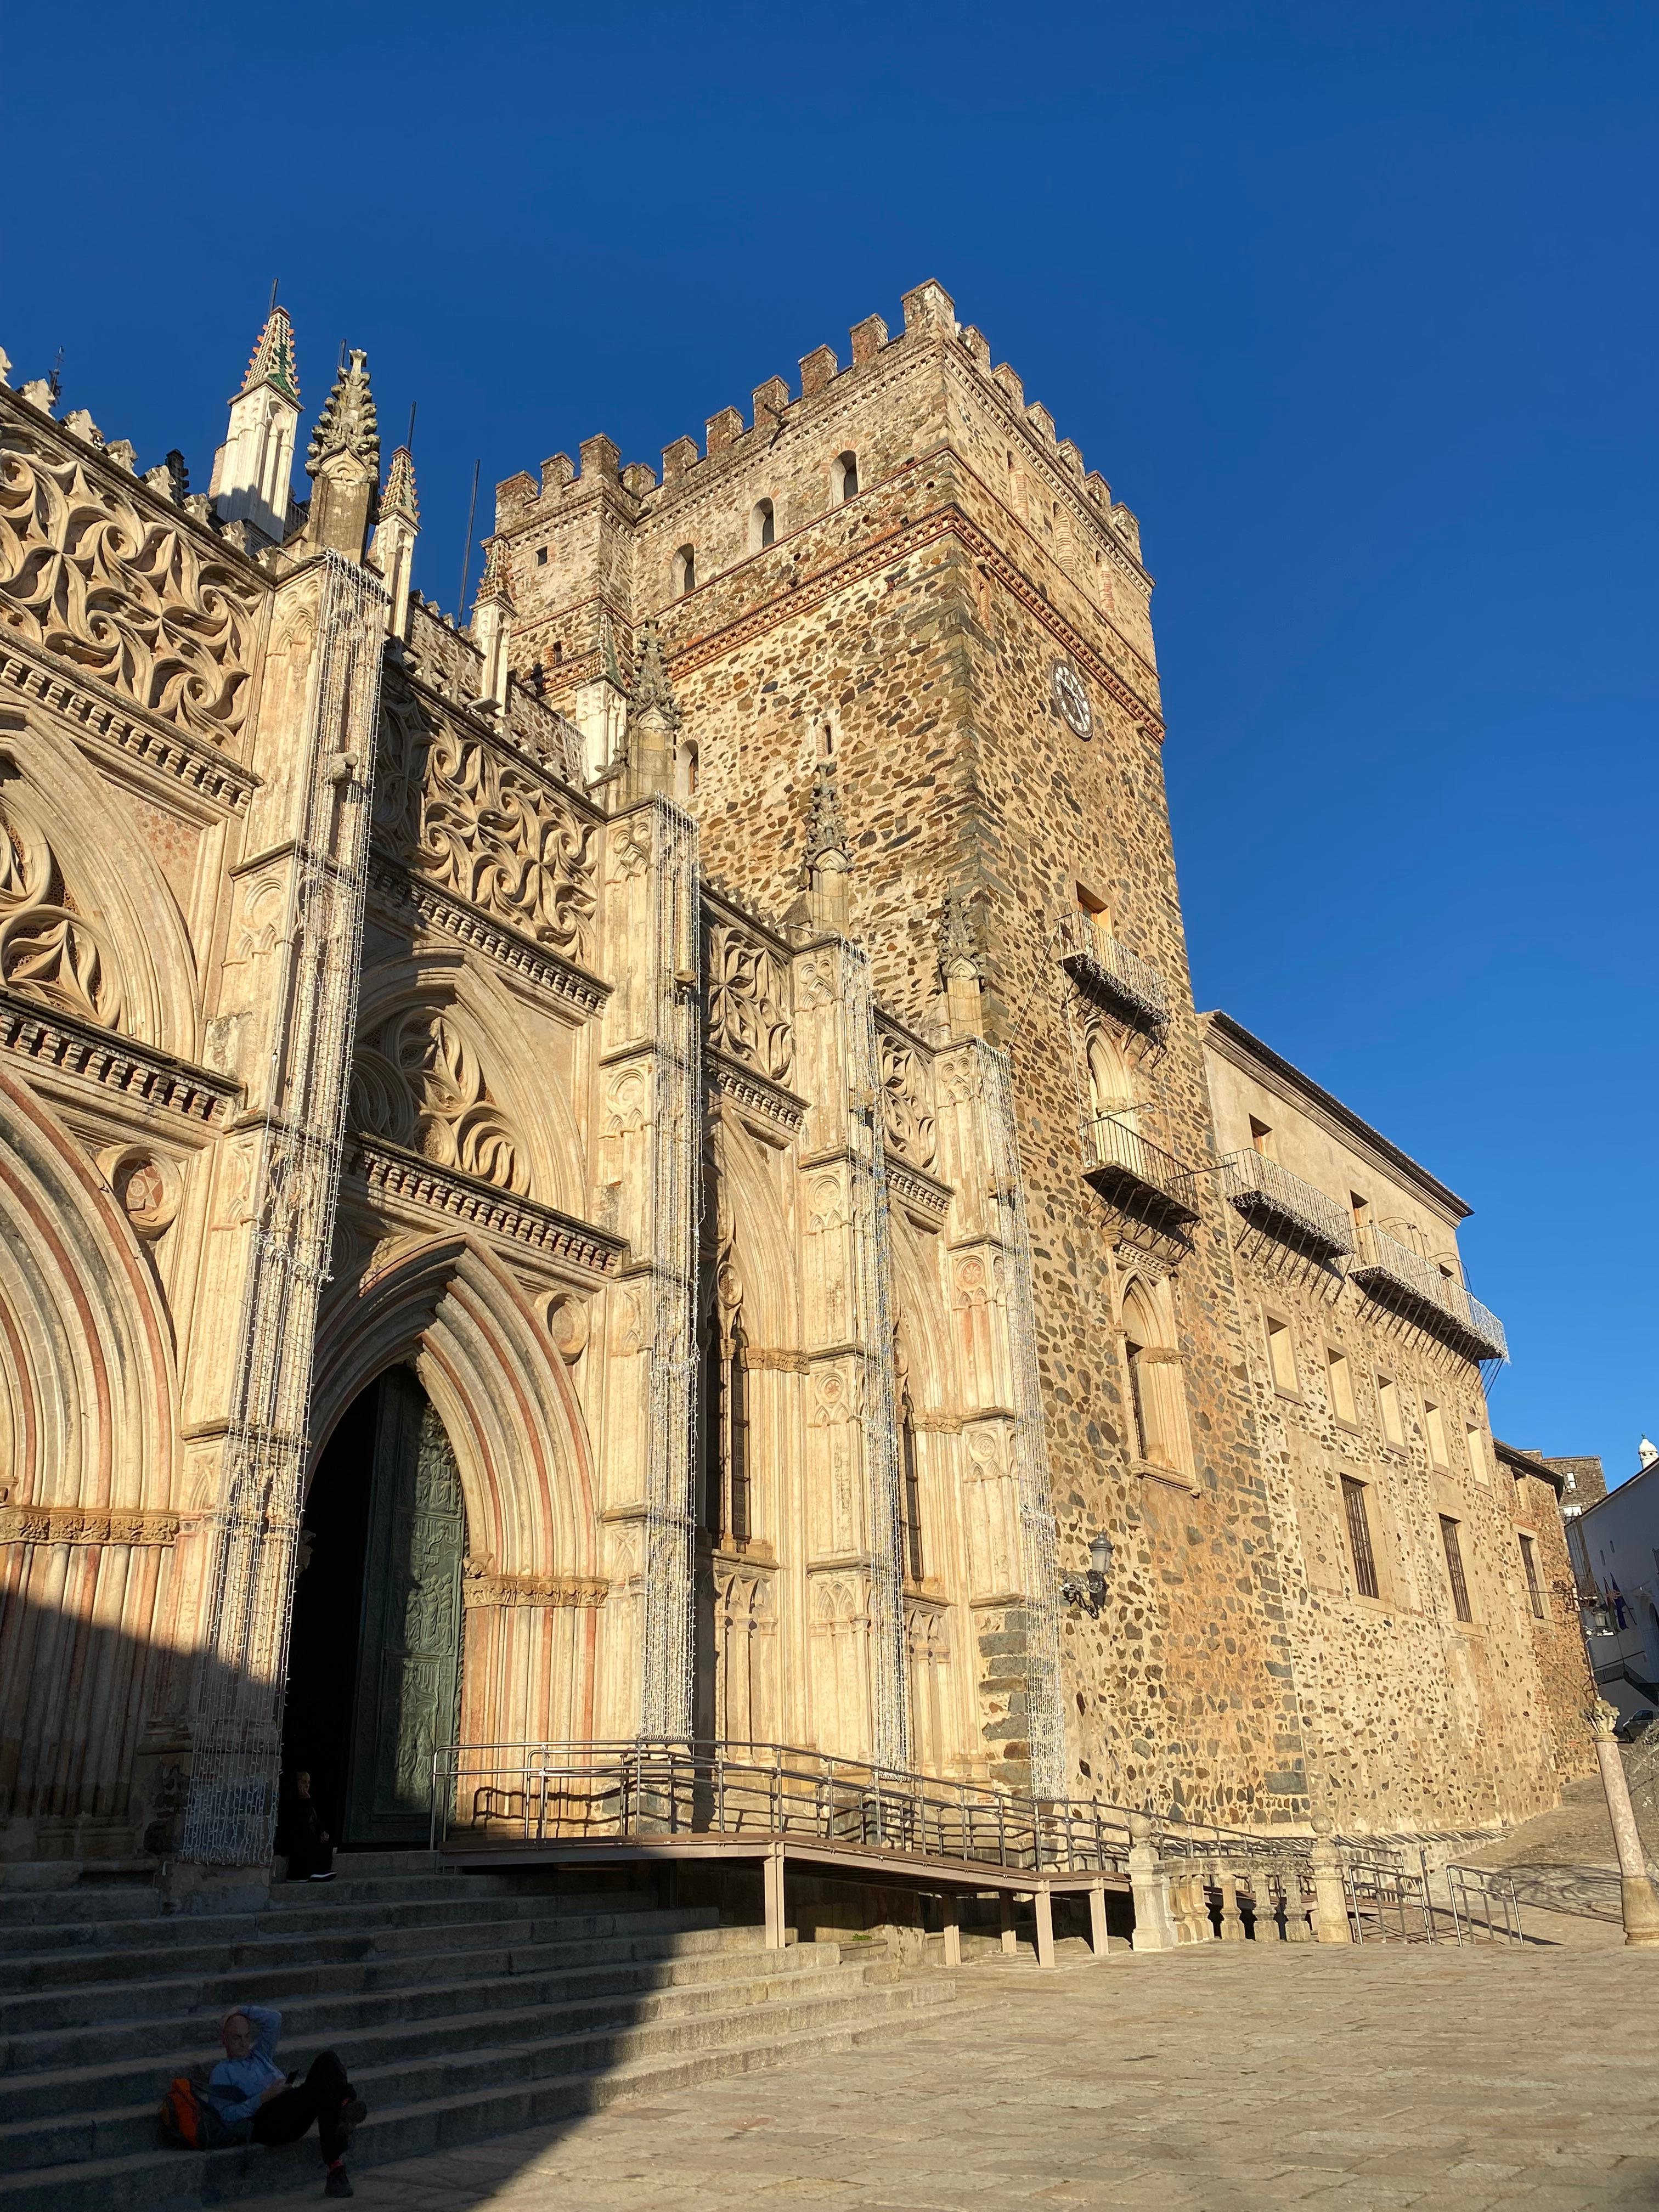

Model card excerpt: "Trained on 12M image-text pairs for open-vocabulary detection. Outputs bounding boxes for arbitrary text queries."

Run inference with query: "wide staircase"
[0,1854,956,2212]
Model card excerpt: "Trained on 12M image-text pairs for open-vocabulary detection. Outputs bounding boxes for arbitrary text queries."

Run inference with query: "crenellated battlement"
[492,279,1144,569]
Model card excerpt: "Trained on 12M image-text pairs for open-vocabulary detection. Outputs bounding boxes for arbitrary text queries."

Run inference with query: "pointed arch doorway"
[284,1366,467,1849]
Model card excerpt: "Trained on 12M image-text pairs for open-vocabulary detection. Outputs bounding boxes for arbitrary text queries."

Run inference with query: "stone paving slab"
[228,1944,1659,2212]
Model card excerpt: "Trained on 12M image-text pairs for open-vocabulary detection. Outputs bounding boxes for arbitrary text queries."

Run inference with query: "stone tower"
[490,279,1307,1814]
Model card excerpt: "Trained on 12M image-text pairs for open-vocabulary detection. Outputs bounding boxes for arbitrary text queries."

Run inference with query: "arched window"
[673,544,696,596]
[832,451,859,502]
[749,498,775,551]
[676,739,699,804]
[1121,1278,1190,1478]
[900,1388,924,1584]
[1086,1030,1138,1166]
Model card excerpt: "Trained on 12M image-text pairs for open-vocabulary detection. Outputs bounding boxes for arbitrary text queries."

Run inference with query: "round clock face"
[1051,658,1092,739]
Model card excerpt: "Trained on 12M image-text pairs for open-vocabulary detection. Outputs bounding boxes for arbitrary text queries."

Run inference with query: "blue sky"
[5,2,1654,1478]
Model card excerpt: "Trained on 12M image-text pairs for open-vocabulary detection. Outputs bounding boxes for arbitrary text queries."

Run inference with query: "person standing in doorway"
[276,1769,336,1881]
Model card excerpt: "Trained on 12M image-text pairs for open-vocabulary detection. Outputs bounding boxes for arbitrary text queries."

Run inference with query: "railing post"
[1281,1852,1313,1942]
[1590,1699,1659,1947]
[1311,1817,1352,1945]
[1127,1811,1178,1951]
[1217,1861,1246,1942]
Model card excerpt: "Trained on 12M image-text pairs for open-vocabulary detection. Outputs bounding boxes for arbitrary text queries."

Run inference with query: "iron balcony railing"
[1350,1223,1508,1364]
[1056,913,1169,1036]
[1083,1113,1200,1231]
[1220,1149,1355,1260]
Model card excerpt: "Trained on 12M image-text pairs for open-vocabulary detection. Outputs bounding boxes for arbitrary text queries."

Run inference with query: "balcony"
[1221,1149,1354,1261]
[1057,913,1168,1037]
[1349,1223,1509,1364]
[1083,1113,1200,1234]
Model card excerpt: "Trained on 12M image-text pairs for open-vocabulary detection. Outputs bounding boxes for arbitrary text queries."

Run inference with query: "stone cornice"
[886,1154,953,1228]
[346,1135,627,1274]
[664,504,1164,735]
[366,857,611,1020]
[461,1567,607,1609]
[0,1505,180,1545]
[0,991,241,1126]
[0,644,259,812]
[706,1047,808,1139]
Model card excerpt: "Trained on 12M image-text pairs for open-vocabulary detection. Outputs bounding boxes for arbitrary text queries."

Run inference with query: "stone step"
[0,1936,842,2104]
[0,1883,672,1964]
[0,1961,915,2171]
[0,1905,721,2021]
[0,1976,955,2212]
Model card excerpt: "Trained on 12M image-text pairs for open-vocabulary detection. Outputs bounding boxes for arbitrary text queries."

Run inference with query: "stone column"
[1218,1863,1246,1942]
[1590,1699,1659,1948]
[1127,1812,1178,1950]
[1280,1854,1313,1942]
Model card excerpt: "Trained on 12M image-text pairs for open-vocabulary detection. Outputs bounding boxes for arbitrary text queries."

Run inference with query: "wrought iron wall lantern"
[1060,1531,1114,1618]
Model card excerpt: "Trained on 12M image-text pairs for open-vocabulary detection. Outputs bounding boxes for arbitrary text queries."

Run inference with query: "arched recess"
[309,1235,603,1749]
[1085,1026,1138,1150]
[349,961,585,1215]
[0,712,200,1058]
[0,1063,182,1851]
[311,1234,596,1578]
[1119,1273,1192,1480]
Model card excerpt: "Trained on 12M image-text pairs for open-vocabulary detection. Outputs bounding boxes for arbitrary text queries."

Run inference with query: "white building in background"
[1567,1447,1659,1717]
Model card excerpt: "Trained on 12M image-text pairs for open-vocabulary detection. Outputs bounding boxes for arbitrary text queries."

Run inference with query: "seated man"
[206,2006,367,2198]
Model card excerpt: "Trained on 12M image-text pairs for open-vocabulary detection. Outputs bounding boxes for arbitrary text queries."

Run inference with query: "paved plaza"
[234,1940,1659,2212]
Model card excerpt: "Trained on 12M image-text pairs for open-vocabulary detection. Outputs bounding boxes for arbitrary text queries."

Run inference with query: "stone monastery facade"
[0,281,1590,1877]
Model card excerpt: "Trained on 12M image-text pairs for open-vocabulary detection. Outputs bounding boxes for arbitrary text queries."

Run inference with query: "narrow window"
[1425,1399,1449,1468]
[551,639,563,664]
[1465,1424,1487,1483]
[1342,1476,1380,1600]
[1125,1336,1150,1462]
[700,1327,724,1539]
[900,1393,924,1583]
[750,498,775,551]
[1327,1346,1357,1427]
[1441,1515,1473,1622]
[1519,1533,1544,1620]
[833,451,859,501]
[1265,1314,1297,1396]
[674,544,696,595]
[1378,1375,1403,1447]
[1249,1116,1276,1161]
[1351,1191,1371,1254]
[535,545,549,567]
[727,1325,750,1544]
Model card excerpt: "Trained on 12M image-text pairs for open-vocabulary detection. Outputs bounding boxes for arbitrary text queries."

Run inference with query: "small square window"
[535,545,549,566]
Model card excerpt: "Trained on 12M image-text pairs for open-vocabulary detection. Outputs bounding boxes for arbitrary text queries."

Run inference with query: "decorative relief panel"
[879,1032,936,1169]
[0,790,124,1030]
[0,412,259,746]
[377,687,597,965]
[707,921,793,1082]
[350,1005,530,1195]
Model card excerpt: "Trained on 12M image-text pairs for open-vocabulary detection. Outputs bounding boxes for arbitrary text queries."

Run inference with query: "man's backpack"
[159,2076,208,2149]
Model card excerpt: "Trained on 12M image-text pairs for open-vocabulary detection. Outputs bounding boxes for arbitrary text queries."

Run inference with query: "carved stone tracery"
[879,1031,936,1169]
[351,1005,530,1195]
[0,413,259,747]
[0,790,124,1030]
[376,687,597,964]
[707,921,793,1083]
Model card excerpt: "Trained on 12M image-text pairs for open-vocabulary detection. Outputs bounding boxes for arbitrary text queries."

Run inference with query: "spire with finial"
[369,443,420,640]
[208,298,304,541]
[304,348,380,558]
[629,623,681,729]
[804,755,848,866]
[238,304,300,406]
[471,535,515,708]
[939,879,985,1037]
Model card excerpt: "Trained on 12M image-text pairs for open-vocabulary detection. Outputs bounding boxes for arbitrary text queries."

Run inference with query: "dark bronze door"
[346,1368,466,1846]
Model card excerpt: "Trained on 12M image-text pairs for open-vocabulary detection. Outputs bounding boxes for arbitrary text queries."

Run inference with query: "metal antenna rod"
[457,458,479,624]
[269,276,279,315]
[405,402,417,454]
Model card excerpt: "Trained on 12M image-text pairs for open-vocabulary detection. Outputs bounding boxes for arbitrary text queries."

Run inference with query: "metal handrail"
[1084,1114,1199,1220]
[1350,1223,1508,1363]
[1220,1149,1354,1257]
[1056,912,1168,1033]
[426,1735,1314,1878]
[1443,1862,1523,1943]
